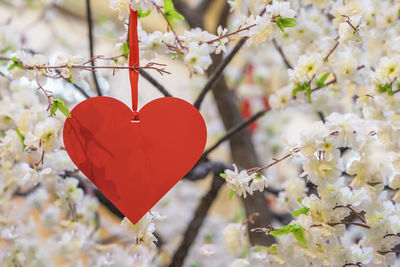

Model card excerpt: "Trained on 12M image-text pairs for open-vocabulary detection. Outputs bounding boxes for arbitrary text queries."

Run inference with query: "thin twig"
[184,160,228,181]
[312,221,370,229]
[323,40,339,62]
[243,212,260,225]
[56,70,91,99]
[0,56,170,74]
[154,4,186,52]
[86,0,102,96]
[203,24,256,44]
[334,205,366,223]
[341,15,360,33]
[247,150,298,175]
[139,69,173,97]
[193,37,248,110]
[34,68,54,110]
[202,108,270,158]
[378,250,400,255]
[393,88,400,94]
[311,75,337,92]
[0,71,11,81]
[384,233,400,238]
[272,38,292,69]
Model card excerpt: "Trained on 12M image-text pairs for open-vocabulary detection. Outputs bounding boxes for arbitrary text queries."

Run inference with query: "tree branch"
[56,70,91,99]
[139,69,173,97]
[184,160,228,181]
[202,108,270,158]
[86,0,102,96]
[67,79,92,99]
[63,171,125,218]
[193,37,247,110]
[272,38,292,69]
[168,173,224,267]
[201,3,273,247]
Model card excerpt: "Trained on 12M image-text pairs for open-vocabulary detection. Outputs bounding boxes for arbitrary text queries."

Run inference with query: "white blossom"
[184,42,213,75]
[223,164,253,198]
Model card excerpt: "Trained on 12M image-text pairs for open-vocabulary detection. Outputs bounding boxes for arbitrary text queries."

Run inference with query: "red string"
[129,9,139,117]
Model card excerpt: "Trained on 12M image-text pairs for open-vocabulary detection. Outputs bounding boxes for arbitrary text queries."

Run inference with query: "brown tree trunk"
[207,60,274,245]
[175,0,275,247]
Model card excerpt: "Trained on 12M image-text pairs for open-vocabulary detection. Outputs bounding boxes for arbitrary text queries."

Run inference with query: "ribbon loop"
[129,9,139,113]
[131,111,140,122]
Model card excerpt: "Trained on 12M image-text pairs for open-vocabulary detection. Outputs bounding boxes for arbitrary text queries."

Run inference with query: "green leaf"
[268,245,277,252]
[15,128,24,141]
[138,8,151,18]
[164,0,174,11]
[280,17,296,28]
[269,225,292,236]
[315,73,330,88]
[305,83,312,103]
[7,57,24,71]
[50,101,58,117]
[291,197,310,216]
[291,206,310,216]
[163,0,184,29]
[51,99,71,118]
[120,42,130,58]
[292,84,305,97]
[379,84,393,95]
[291,198,310,216]
[219,173,227,179]
[292,228,307,246]
[15,128,26,150]
[58,104,71,118]
[229,189,235,200]
[274,17,296,32]
[270,224,307,246]
[292,82,312,103]
[275,19,284,32]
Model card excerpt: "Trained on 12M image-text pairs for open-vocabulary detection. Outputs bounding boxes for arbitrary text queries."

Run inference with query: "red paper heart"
[63,96,207,223]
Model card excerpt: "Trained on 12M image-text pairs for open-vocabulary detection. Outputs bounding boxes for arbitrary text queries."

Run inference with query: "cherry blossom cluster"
[110,0,297,74]
[219,0,400,266]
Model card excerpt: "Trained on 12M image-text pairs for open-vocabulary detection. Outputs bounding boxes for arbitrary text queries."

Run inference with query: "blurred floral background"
[2,0,400,266]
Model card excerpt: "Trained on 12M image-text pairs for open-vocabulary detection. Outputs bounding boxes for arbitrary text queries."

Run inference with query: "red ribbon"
[129,9,139,118]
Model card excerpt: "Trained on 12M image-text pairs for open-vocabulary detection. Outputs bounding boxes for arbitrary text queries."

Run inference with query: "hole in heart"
[131,112,140,123]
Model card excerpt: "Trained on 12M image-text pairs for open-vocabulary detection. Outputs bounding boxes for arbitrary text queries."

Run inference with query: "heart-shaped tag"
[63,96,207,223]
